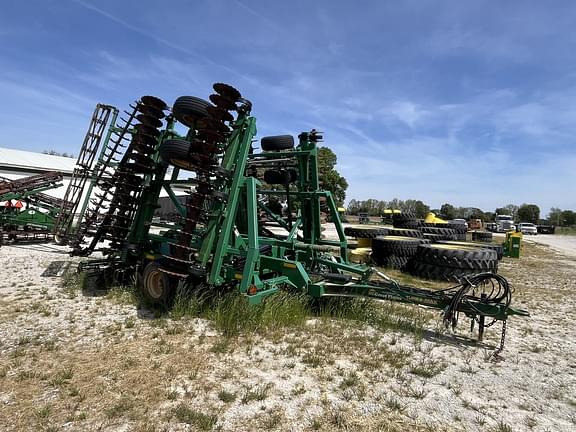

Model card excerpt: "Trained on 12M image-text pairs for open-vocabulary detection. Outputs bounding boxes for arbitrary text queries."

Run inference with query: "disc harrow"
[72,96,168,255]
[67,82,528,351]
[161,84,242,277]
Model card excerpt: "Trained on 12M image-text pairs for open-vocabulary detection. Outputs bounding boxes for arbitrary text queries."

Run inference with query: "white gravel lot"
[524,234,576,258]
[0,237,575,431]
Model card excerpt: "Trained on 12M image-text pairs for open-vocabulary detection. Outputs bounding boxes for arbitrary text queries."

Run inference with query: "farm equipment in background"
[56,83,528,348]
[0,172,69,242]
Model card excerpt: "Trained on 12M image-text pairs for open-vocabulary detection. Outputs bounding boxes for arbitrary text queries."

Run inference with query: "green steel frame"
[70,91,528,344]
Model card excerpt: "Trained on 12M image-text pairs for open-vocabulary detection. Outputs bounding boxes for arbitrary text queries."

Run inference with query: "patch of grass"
[173,403,217,430]
[302,351,324,368]
[210,339,232,354]
[523,415,537,428]
[105,397,134,419]
[61,269,86,297]
[170,285,204,319]
[385,396,406,413]
[30,301,52,317]
[17,335,33,346]
[491,421,513,432]
[241,383,273,404]
[106,284,140,305]
[409,358,446,378]
[208,292,309,337]
[49,367,73,387]
[291,383,306,396]
[124,317,136,329]
[339,371,360,390]
[260,409,284,429]
[217,389,236,403]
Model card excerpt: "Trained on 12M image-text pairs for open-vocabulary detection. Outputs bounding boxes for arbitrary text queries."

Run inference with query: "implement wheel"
[261,135,295,151]
[141,263,174,305]
[158,138,190,169]
[172,96,211,127]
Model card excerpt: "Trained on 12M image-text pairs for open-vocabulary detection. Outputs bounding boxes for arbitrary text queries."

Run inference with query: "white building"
[0,146,187,217]
[0,147,76,200]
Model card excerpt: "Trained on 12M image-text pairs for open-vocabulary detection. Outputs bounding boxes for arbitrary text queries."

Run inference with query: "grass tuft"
[173,403,217,430]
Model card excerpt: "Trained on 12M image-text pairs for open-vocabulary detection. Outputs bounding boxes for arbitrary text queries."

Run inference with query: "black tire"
[447,223,468,234]
[422,233,445,242]
[436,240,504,260]
[373,254,410,270]
[386,228,423,238]
[344,226,388,238]
[54,236,68,246]
[263,169,298,184]
[261,135,295,151]
[159,138,192,169]
[372,236,423,258]
[422,222,450,228]
[472,231,493,242]
[455,232,467,241]
[410,261,479,282]
[141,262,174,305]
[420,227,457,236]
[172,96,211,127]
[414,244,497,271]
[393,219,422,229]
[392,213,420,228]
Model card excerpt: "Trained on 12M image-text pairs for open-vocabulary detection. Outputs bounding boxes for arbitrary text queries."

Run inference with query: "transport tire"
[263,169,298,184]
[172,96,211,127]
[261,135,295,151]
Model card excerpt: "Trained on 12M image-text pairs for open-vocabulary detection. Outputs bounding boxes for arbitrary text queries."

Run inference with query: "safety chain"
[489,319,507,360]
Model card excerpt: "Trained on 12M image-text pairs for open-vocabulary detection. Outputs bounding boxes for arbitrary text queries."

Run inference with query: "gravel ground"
[524,234,576,258]
[0,238,575,431]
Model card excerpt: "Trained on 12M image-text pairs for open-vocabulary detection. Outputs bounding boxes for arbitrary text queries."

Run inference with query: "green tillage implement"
[0,172,66,241]
[65,83,528,351]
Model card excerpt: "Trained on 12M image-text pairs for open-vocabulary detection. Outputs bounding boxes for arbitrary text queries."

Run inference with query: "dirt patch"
[0,241,575,431]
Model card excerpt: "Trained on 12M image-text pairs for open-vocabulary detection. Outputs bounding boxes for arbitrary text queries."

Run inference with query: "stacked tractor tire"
[345,212,503,282]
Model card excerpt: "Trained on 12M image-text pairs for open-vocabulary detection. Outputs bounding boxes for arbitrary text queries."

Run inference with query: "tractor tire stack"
[410,244,498,281]
[472,231,493,242]
[392,212,422,229]
[344,226,388,239]
[420,226,458,241]
[437,240,504,260]
[371,236,429,270]
[447,222,468,241]
[347,214,504,282]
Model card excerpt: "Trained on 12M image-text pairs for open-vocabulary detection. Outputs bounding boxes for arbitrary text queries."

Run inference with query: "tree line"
[346,200,576,226]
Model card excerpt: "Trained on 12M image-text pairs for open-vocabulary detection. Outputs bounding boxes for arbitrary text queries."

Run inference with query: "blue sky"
[1,0,574,215]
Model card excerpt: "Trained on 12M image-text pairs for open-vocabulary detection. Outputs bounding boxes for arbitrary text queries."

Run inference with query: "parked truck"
[495,214,515,233]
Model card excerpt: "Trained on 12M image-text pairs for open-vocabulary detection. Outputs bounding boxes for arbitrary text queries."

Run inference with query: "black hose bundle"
[439,273,513,329]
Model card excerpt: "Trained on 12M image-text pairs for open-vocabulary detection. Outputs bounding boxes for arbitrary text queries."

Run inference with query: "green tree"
[440,203,457,219]
[317,147,348,206]
[548,207,562,225]
[414,200,430,219]
[495,207,510,216]
[561,210,576,226]
[504,204,519,220]
[517,204,540,224]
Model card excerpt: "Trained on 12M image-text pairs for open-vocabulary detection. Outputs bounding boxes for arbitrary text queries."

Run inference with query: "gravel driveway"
[524,234,576,258]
